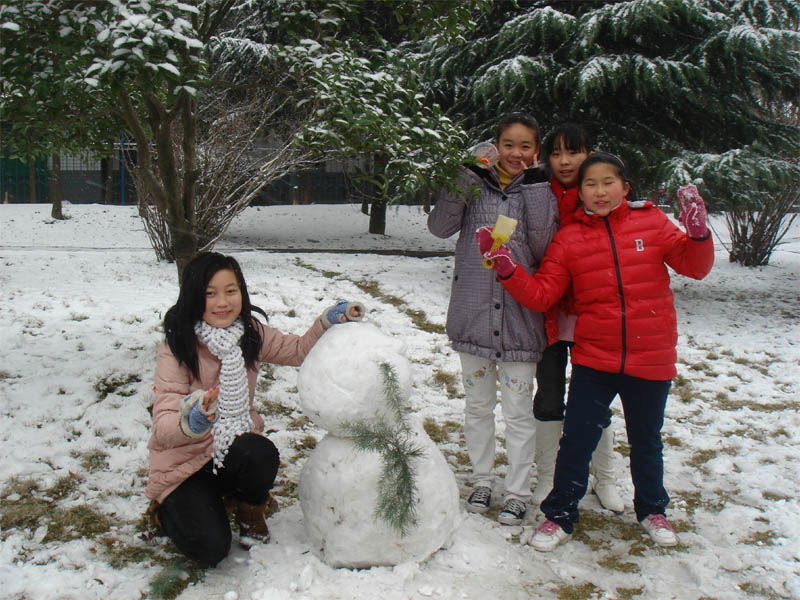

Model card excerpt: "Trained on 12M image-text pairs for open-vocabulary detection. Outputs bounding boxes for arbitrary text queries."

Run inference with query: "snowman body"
[297,323,460,568]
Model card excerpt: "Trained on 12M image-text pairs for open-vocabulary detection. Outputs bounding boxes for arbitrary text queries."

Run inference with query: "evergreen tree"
[420,0,800,264]
[1,0,490,272]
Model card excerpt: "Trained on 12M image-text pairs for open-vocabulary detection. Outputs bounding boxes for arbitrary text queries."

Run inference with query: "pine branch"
[339,362,424,537]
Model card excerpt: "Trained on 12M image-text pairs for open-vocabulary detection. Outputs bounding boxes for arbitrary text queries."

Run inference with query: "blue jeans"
[541,364,671,532]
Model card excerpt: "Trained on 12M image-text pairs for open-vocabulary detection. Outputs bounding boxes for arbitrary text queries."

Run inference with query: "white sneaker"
[640,514,679,546]
[530,519,571,552]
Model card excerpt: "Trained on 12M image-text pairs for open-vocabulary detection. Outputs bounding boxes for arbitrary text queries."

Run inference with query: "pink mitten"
[483,246,517,278]
[677,184,708,239]
[475,226,494,254]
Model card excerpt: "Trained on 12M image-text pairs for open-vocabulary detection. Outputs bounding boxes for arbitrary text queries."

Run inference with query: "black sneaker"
[466,486,492,514]
[497,498,527,525]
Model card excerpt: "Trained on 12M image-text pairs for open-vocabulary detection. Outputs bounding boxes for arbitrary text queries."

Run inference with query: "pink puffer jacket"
[145,317,325,503]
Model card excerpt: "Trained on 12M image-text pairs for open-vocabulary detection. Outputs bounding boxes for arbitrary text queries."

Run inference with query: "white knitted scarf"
[194,318,254,471]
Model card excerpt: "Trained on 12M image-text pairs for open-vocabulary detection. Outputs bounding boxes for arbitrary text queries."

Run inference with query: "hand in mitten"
[476,225,495,254]
[677,184,709,239]
[482,245,517,278]
[182,387,218,436]
[321,301,365,329]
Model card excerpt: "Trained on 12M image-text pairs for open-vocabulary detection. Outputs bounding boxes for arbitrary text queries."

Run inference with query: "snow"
[297,323,459,568]
[0,203,799,599]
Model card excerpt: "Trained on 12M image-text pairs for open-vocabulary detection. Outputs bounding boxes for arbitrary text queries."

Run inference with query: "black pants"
[542,365,672,531]
[157,433,279,566]
[534,341,611,428]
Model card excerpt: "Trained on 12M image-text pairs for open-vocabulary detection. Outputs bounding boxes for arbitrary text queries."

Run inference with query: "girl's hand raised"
[677,185,709,239]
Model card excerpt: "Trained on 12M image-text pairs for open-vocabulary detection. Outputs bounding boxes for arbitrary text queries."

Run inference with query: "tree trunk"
[301,169,312,204]
[102,141,114,204]
[27,156,36,204]
[369,198,386,234]
[49,154,64,219]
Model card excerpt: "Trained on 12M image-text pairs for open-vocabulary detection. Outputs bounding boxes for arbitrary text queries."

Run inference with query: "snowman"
[297,322,460,568]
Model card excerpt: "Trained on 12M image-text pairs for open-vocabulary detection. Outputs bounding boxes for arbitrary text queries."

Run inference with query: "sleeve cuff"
[689,230,711,242]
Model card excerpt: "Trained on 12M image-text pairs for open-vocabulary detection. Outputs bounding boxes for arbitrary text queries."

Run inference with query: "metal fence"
[0,151,136,205]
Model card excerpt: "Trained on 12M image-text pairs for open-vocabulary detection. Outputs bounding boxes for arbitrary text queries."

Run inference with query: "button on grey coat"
[428,165,559,363]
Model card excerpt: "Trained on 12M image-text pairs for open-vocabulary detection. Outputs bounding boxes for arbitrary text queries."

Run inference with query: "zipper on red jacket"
[603,217,627,373]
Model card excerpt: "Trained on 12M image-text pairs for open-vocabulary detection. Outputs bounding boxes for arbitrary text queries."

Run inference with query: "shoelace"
[502,499,525,515]
[537,520,562,535]
[644,514,674,531]
[470,487,491,503]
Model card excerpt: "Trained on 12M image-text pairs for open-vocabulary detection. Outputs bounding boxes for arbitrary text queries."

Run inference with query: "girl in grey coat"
[428,113,559,525]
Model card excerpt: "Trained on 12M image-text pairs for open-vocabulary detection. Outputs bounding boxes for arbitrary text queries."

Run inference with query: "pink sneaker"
[640,514,678,546]
[530,519,571,552]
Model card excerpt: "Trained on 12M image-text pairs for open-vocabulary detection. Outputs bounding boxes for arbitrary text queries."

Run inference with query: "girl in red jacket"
[533,124,623,514]
[478,152,714,551]
[146,252,363,566]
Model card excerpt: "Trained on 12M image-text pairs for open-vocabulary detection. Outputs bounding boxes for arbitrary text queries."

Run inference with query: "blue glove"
[321,301,365,329]
[179,389,217,437]
[188,401,214,434]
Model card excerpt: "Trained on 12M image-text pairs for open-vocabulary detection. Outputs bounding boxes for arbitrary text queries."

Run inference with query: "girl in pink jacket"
[145,252,363,566]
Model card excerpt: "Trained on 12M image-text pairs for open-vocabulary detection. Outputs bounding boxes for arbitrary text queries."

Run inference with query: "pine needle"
[339,362,424,536]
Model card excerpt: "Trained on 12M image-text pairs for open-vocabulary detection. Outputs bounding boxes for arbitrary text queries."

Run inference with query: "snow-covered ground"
[0,203,798,600]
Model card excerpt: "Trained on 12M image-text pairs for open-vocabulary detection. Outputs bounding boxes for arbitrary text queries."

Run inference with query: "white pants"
[459,353,536,502]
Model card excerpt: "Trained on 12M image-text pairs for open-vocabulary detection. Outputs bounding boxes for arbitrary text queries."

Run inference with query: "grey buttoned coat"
[428,164,559,363]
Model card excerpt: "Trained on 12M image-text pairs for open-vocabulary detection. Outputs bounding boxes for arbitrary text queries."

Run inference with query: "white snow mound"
[297,322,412,435]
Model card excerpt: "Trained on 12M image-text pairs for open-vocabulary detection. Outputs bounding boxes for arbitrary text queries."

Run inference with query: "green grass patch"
[432,369,461,399]
[741,530,777,546]
[288,415,312,430]
[597,553,640,573]
[555,582,603,600]
[148,556,205,600]
[762,490,792,502]
[615,588,644,599]
[0,476,113,543]
[296,434,317,450]
[685,448,718,468]
[101,534,163,568]
[259,399,294,418]
[352,278,445,334]
[94,373,141,399]
[75,448,110,472]
[272,479,298,499]
[293,258,341,279]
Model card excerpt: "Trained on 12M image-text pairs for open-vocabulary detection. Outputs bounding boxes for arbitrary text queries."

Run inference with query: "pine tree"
[420,0,800,264]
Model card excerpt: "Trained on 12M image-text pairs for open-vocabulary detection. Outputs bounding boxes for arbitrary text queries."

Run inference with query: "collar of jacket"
[577,198,654,225]
[549,177,580,226]
[466,163,548,191]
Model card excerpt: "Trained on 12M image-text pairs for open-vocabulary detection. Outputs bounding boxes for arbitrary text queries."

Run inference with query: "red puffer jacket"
[543,178,581,344]
[501,200,714,380]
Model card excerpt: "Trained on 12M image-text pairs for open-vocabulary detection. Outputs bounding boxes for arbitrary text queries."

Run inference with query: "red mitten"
[475,226,494,254]
[483,246,517,278]
[677,184,709,239]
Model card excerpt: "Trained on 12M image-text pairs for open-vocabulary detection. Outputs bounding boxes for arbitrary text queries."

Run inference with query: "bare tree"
[136,85,316,263]
[723,180,798,267]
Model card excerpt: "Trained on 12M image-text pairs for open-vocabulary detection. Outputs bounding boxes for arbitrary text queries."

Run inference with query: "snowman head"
[297,322,412,435]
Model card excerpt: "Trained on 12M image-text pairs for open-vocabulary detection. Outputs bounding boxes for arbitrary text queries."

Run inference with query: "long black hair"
[163,252,267,379]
